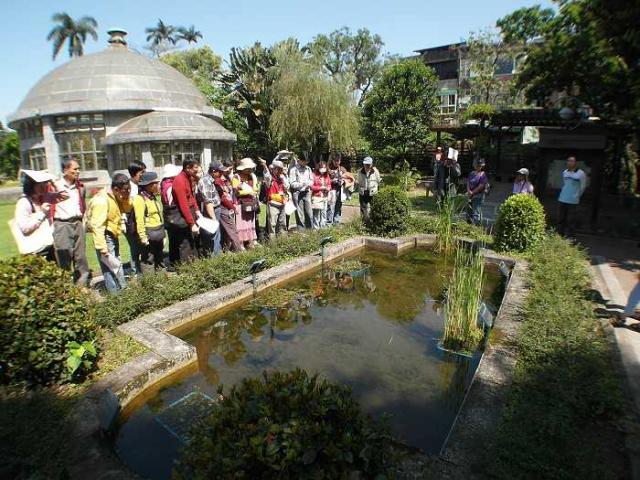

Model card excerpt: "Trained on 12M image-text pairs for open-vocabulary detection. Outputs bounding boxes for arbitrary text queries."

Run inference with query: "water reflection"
[116,249,503,480]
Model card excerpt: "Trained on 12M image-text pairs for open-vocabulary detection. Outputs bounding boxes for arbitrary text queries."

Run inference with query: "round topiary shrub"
[366,185,411,236]
[174,369,394,479]
[0,255,97,385]
[494,194,546,252]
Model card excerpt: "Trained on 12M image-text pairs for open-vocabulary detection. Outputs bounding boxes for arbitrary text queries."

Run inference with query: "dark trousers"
[359,192,373,221]
[139,239,165,273]
[557,202,577,236]
[125,231,141,275]
[53,219,90,285]
[220,209,244,252]
[167,226,195,265]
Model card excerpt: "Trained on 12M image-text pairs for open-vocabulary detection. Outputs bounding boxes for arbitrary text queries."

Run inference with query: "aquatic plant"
[435,194,463,254]
[442,245,485,353]
[174,369,395,478]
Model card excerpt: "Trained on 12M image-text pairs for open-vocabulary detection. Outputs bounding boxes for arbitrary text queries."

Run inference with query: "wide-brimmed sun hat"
[162,164,181,179]
[139,171,160,186]
[516,168,529,176]
[21,169,55,183]
[276,150,293,158]
[236,157,257,171]
[271,160,285,170]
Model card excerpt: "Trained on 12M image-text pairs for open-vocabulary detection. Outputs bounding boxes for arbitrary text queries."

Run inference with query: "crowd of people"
[11,146,592,295]
[11,151,373,293]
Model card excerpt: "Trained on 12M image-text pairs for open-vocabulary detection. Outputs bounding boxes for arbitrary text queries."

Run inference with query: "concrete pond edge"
[68,234,525,479]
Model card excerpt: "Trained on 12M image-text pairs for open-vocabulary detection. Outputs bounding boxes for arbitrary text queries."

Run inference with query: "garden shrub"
[366,186,411,236]
[494,194,545,253]
[174,369,394,479]
[0,255,97,385]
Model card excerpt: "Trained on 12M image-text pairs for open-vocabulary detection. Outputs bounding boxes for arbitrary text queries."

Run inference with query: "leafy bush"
[366,186,411,236]
[494,194,546,252]
[384,160,422,191]
[174,369,394,479]
[0,255,97,385]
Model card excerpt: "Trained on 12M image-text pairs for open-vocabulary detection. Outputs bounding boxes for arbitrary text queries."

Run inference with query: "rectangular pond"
[115,247,504,480]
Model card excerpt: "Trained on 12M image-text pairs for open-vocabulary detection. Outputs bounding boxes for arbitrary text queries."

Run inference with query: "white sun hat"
[21,169,55,183]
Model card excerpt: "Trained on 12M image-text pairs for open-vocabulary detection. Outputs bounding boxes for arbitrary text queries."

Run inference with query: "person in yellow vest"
[133,171,165,273]
[87,173,132,293]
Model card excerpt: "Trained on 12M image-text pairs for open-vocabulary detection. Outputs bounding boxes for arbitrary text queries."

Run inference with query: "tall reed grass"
[435,195,463,254]
[442,245,485,353]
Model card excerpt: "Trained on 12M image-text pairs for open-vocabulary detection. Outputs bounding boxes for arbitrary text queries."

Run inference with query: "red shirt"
[267,175,287,204]
[172,170,199,226]
[311,172,331,197]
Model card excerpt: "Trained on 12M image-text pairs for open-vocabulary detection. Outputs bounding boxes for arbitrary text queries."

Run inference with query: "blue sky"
[0,0,553,125]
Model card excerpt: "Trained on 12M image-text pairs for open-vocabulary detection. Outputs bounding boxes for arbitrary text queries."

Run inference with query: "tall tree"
[362,59,439,161]
[508,1,637,124]
[177,25,203,45]
[161,46,222,103]
[463,28,526,108]
[496,5,555,44]
[145,19,177,56]
[270,49,360,161]
[46,13,98,60]
[305,27,384,104]
[0,131,20,179]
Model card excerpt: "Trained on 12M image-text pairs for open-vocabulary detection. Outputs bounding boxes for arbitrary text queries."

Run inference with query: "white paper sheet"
[448,148,459,161]
[197,216,220,234]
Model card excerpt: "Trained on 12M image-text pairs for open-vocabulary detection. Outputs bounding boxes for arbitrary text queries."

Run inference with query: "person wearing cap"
[512,168,534,195]
[432,145,461,200]
[466,158,488,225]
[234,158,259,248]
[86,173,132,293]
[14,169,67,261]
[125,160,146,275]
[165,158,202,265]
[213,161,244,252]
[357,156,381,221]
[133,171,165,272]
[557,155,587,237]
[288,156,313,229]
[263,159,290,237]
[327,153,354,225]
[196,162,222,256]
[51,159,90,285]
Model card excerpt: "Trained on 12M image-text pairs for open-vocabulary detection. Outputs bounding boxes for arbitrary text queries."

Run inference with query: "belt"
[54,217,83,222]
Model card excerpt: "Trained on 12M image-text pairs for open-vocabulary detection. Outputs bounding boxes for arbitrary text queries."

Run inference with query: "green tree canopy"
[305,27,384,104]
[507,1,638,125]
[161,46,223,104]
[497,5,555,44]
[46,13,98,60]
[361,59,439,159]
[0,131,21,180]
[270,48,360,162]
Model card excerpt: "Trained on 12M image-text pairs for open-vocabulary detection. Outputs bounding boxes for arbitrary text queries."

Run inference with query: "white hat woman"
[357,156,381,221]
[13,169,67,260]
[234,157,259,248]
[513,168,534,195]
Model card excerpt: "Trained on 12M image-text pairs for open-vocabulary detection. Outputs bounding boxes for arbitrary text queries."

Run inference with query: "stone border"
[431,253,529,478]
[69,234,521,479]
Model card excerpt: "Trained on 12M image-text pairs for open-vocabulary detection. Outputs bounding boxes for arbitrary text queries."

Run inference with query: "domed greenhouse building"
[7,29,235,180]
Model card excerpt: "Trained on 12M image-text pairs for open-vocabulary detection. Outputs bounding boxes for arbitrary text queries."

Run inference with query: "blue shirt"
[558,169,586,205]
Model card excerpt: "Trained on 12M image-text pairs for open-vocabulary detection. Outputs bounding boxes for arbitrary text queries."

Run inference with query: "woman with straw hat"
[234,157,259,249]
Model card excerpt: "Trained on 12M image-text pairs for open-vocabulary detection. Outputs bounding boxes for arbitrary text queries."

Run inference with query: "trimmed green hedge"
[494,194,546,253]
[366,186,411,236]
[174,369,394,478]
[0,255,97,385]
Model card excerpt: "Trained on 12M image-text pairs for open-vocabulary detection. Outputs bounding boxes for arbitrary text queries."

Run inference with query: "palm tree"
[177,26,202,45]
[47,13,98,60]
[145,19,176,48]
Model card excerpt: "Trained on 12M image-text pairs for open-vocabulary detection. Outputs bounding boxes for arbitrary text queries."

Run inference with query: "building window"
[439,94,457,114]
[57,131,107,170]
[23,148,47,170]
[54,113,105,133]
[112,143,143,171]
[150,141,203,166]
[18,119,43,140]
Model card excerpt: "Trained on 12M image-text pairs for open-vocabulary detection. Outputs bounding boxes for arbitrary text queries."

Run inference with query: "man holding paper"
[432,145,461,201]
[86,173,132,293]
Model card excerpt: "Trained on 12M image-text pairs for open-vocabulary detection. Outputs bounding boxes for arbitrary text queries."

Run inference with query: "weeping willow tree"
[269,49,361,162]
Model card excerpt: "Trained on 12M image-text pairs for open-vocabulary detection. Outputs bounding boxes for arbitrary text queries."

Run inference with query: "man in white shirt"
[52,159,90,285]
[289,156,314,229]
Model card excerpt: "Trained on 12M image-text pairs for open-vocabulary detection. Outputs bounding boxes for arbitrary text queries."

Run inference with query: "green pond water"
[115,248,503,480]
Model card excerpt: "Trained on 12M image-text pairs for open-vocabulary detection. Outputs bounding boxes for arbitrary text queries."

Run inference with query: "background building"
[7,29,235,182]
